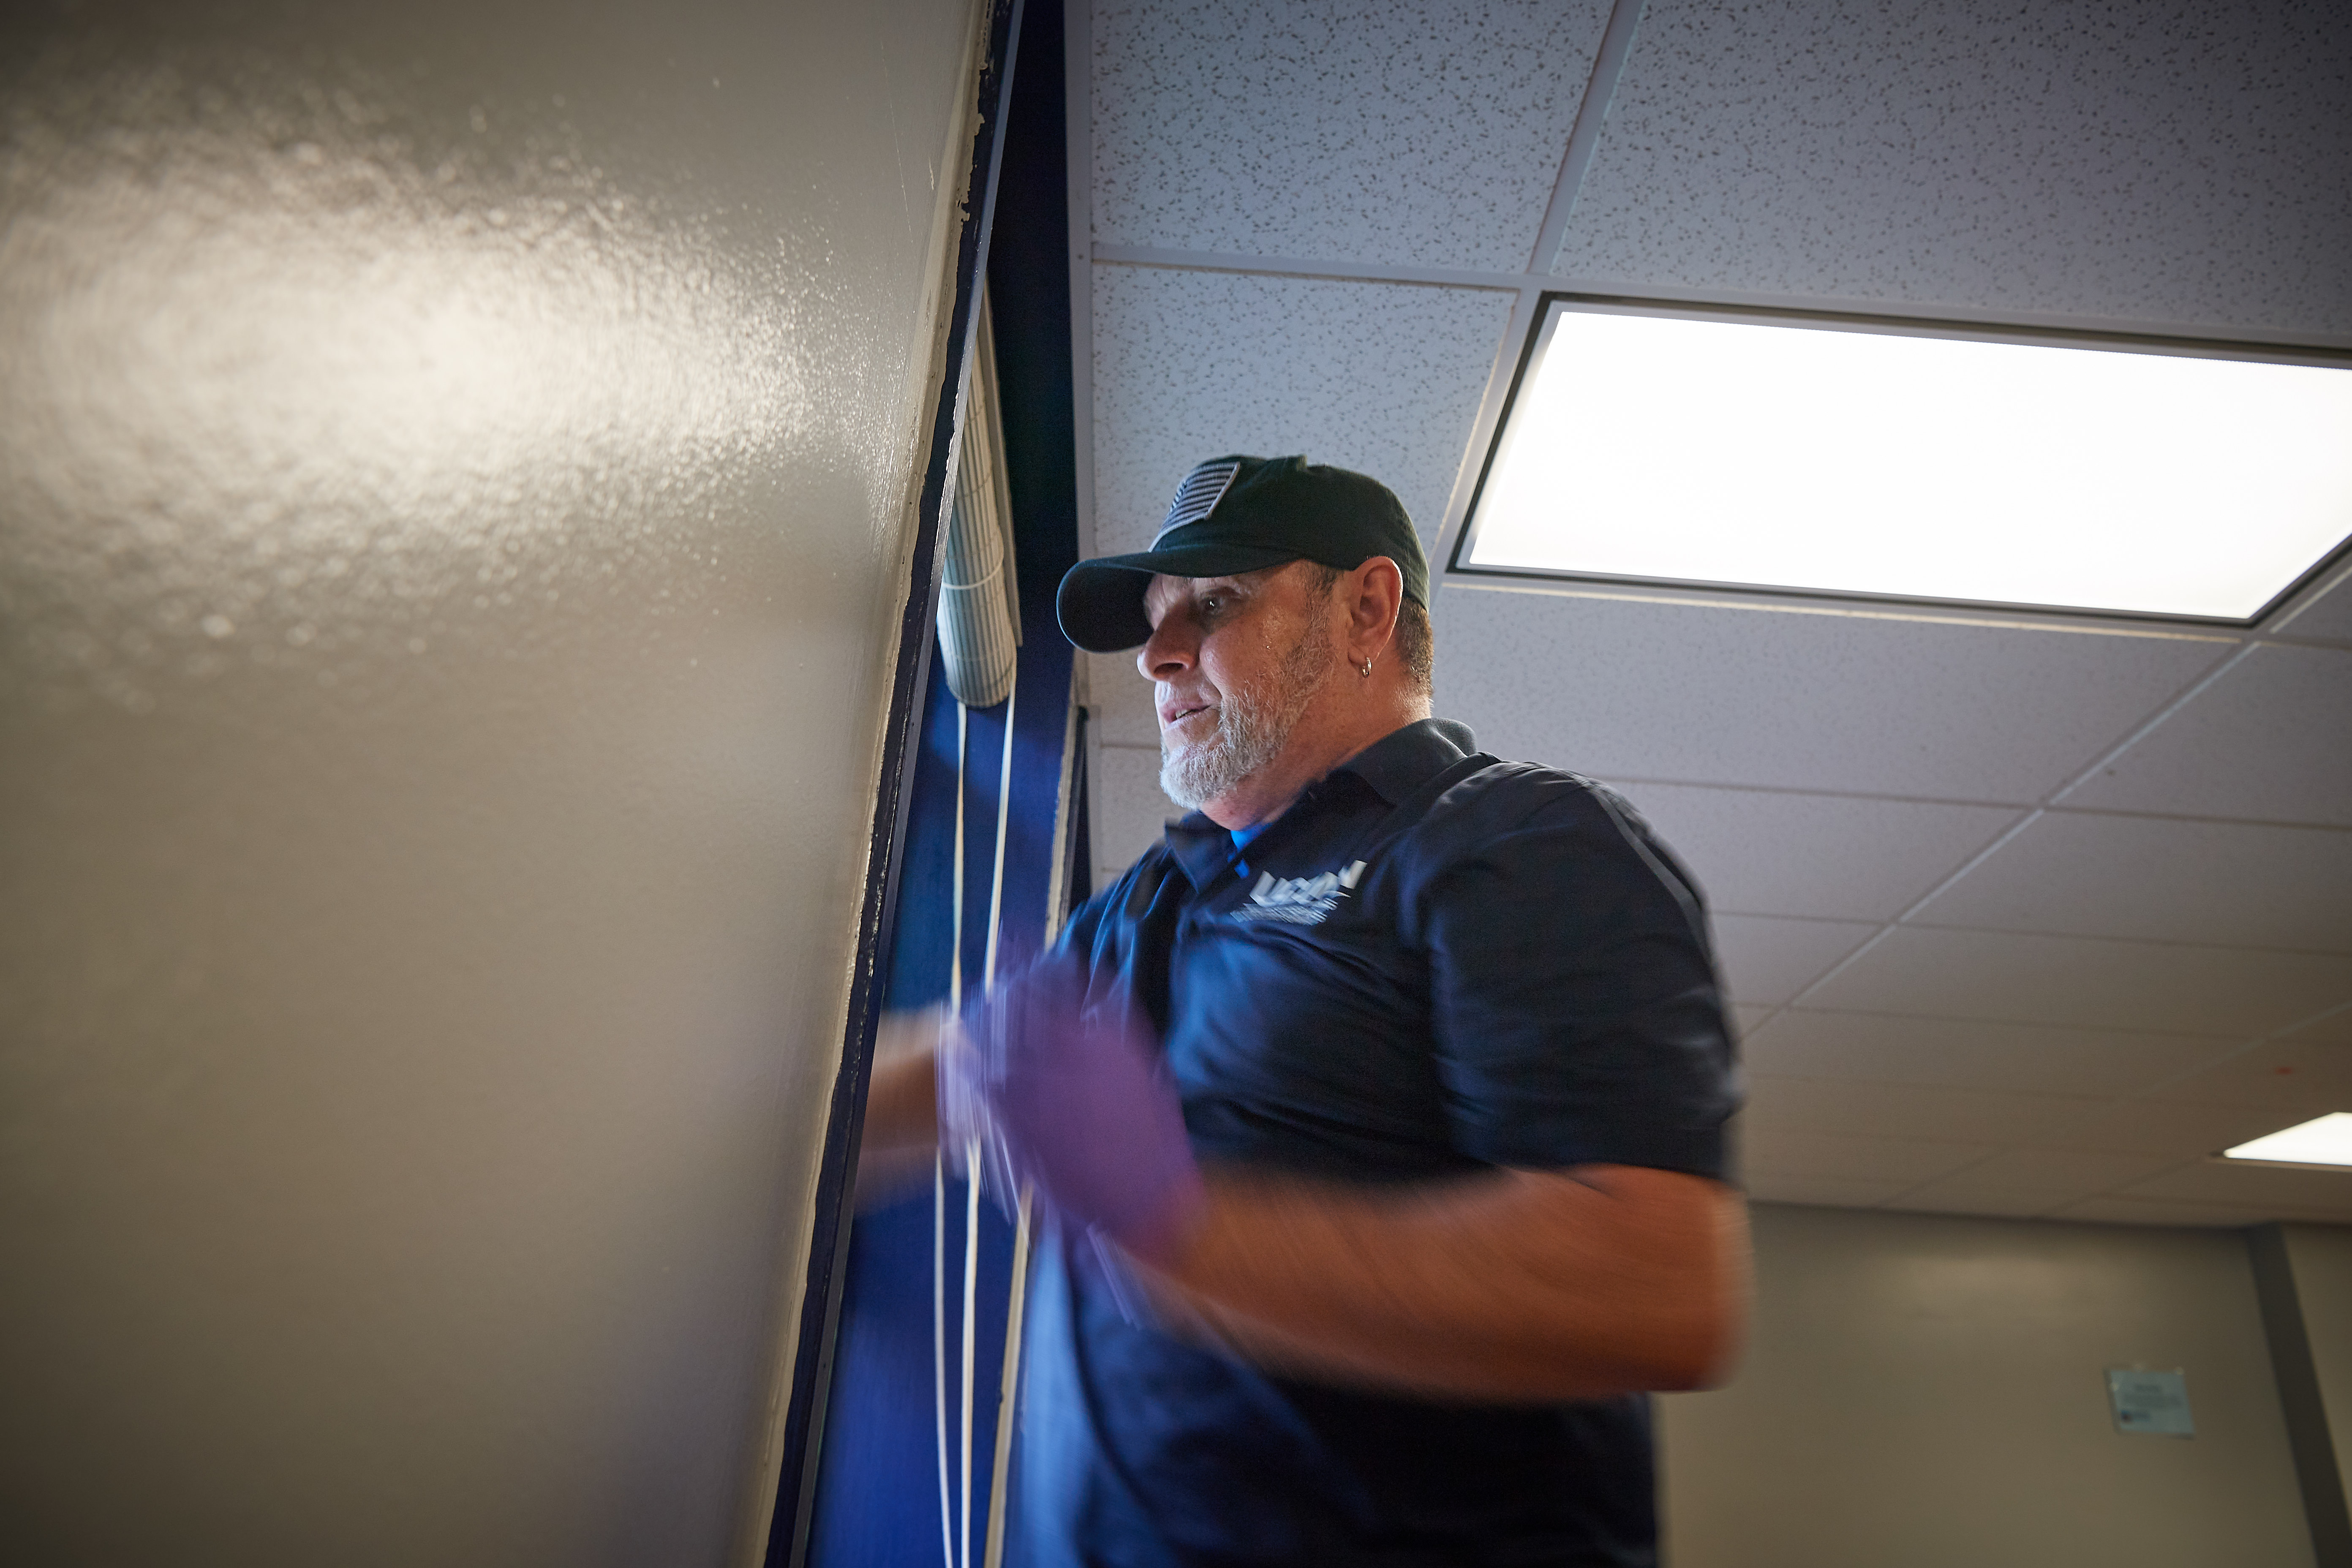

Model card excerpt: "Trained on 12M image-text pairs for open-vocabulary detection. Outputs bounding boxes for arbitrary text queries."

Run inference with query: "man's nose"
[1138,617,1195,681]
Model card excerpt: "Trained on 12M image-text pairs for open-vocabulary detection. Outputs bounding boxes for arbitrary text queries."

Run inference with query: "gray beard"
[1158,624,1333,811]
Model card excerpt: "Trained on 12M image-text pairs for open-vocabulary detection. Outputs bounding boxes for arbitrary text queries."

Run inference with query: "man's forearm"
[1149,1165,1748,1404]
[862,1041,939,1155]
[910,973,1748,1401]
[851,1029,941,1206]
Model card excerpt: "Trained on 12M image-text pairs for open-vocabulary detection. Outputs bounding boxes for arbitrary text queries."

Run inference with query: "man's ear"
[1349,557,1405,657]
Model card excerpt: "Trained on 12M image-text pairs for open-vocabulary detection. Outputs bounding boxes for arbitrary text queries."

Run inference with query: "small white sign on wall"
[2107,1369,2195,1437]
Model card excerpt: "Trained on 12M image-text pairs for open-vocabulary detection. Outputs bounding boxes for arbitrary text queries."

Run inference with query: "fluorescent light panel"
[1462,302,2352,620]
[2223,1111,2352,1168]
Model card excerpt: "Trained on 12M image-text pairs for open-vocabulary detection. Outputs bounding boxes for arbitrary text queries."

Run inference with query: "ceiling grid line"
[1892,928,2352,963]
[2028,805,2352,836]
[2126,999,2352,1104]
[1430,291,1548,576]
[1782,643,2264,1011]
[1873,1149,2195,1220]
[1525,0,1650,278]
[1812,1097,2194,1210]
[2276,556,2352,641]
[1431,0,1650,585]
[1441,577,2248,642]
[1083,246,2352,357]
[1868,993,2352,1216]
[1081,0,2352,1220]
[2042,644,2264,810]
[1091,245,1523,293]
[1579,772,2352,833]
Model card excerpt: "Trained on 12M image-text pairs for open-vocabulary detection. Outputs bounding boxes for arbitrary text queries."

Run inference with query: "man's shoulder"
[1415,753,1655,843]
[1391,755,1700,906]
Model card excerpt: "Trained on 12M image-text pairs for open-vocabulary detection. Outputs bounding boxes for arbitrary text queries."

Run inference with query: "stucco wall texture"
[0,2,984,1562]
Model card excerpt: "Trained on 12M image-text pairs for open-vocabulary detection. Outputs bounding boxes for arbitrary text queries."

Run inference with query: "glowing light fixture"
[2222,1111,2352,1169]
[1457,300,2352,622]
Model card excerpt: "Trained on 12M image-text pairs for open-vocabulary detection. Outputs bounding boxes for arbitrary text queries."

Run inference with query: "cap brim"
[1054,542,1302,652]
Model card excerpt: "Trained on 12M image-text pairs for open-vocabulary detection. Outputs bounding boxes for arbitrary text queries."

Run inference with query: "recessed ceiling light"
[1457,299,2352,622]
[2222,1111,2352,1168]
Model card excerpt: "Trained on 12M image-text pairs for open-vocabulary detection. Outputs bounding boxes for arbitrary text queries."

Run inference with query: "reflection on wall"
[0,2,981,1563]
[2,58,805,710]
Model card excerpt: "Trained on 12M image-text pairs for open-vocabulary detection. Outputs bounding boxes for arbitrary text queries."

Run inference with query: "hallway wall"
[0,2,988,1563]
[1661,1204,2319,1568]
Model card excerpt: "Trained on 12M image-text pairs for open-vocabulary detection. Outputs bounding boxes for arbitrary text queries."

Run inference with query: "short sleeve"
[1419,774,1740,1180]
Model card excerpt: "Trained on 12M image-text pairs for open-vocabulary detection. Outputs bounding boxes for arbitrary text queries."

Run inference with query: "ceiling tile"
[2282,1005,2352,1048]
[1435,588,2228,802]
[1746,1175,1908,1209]
[1884,1190,2058,1220]
[1730,1005,1775,1041]
[2021,1097,2295,1159]
[1800,926,2352,1037]
[1712,914,1876,1009]
[2052,1195,2294,1228]
[2117,1160,2352,1221]
[1911,811,2352,952]
[1745,1075,2096,1146]
[2275,568,2352,645]
[1744,1010,2234,1098]
[1091,743,1173,878]
[1093,269,1509,556]
[1618,783,2015,920]
[1888,1147,2186,1216]
[2057,644,2352,827]
[1554,0,2352,335]
[1092,0,1611,272]
[1740,1125,1998,1186]
[1084,649,1160,748]
[2141,1040,2352,1114]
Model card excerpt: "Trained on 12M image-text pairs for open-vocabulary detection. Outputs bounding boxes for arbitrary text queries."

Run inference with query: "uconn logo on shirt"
[1236,860,1369,926]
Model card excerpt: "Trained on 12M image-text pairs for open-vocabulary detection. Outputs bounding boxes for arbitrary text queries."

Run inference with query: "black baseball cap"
[1055,455,1429,653]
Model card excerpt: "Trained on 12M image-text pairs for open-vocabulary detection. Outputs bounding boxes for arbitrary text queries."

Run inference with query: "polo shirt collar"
[1159,718,1478,887]
[1165,811,1239,890]
[1332,716,1477,805]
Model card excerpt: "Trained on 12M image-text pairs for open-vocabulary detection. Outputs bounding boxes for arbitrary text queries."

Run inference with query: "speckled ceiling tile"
[1091,266,1512,554]
[1433,586,2228,800]
[1554,0,2352,337]
[2275,567,2352,645]
[1093,0,1613,272]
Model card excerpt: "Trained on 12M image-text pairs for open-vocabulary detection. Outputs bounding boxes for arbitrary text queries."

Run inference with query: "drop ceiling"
[1066,0,2352,1226]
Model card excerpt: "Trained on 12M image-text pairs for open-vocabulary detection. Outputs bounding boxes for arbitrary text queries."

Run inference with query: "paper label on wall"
[2107,1369,2194,1437]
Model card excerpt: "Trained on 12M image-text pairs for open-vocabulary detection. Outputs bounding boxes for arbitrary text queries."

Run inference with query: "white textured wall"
[1661,1205,2316,1568]
[0,2,983,1563]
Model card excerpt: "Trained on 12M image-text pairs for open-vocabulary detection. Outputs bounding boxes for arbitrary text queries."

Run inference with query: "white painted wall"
[1661,1204,2316,1568]
[0,2,985,1563]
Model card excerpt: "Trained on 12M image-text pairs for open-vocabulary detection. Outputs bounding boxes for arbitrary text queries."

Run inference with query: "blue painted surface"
[806,645,1031,1567]
[808,642,1078,1563]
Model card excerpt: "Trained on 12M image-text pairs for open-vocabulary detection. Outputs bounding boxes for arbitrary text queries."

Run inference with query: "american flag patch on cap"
[1152,458,1243,545]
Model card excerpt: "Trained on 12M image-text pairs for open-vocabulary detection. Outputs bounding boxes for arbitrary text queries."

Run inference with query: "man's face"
[1139,562,1337,812]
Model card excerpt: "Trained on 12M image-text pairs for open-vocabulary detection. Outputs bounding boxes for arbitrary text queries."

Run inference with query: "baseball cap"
[1055,455,1428,653]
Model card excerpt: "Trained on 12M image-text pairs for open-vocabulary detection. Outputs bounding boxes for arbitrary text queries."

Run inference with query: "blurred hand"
[943,956,1206,1267]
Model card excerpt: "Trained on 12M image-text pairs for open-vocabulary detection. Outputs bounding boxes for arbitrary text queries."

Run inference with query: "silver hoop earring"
[1359,658,1375,678]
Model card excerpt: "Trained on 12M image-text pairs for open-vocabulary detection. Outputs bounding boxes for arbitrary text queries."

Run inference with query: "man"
[866,455,1747,1566]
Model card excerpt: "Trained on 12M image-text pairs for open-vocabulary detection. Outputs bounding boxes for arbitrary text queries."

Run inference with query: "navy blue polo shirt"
[1010,718,1739,1568]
